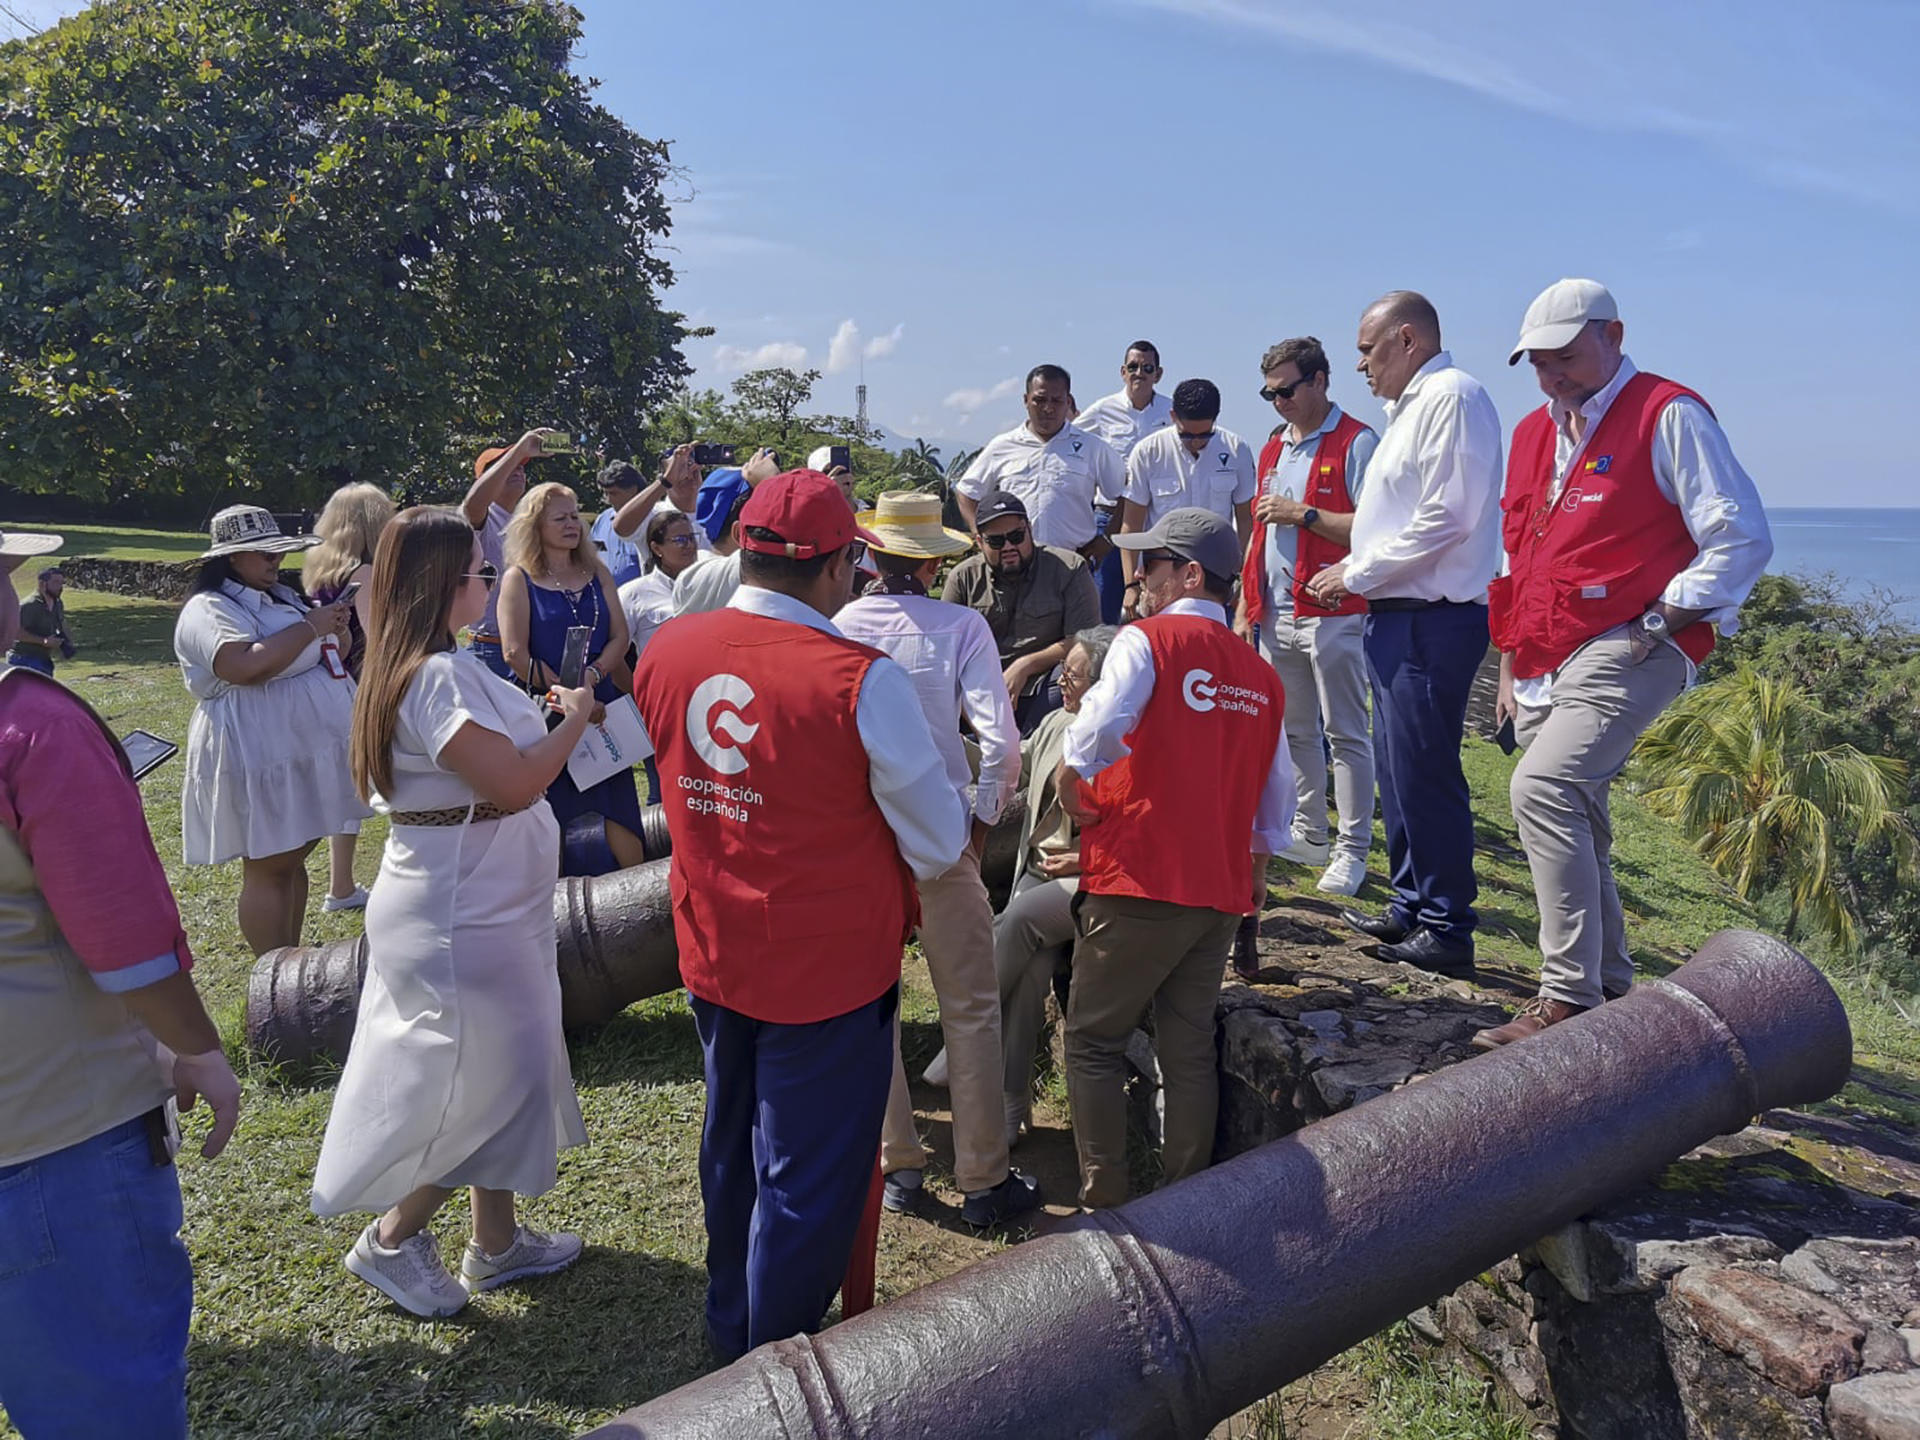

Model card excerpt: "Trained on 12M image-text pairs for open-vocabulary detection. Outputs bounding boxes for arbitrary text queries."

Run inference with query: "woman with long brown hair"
[306,480,398,913]
[496,480,647,871]
[311,505,593,1318]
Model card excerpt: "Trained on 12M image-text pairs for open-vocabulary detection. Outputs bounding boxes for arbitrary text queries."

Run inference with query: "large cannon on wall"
[245,797,1029,1070]
[582,931,1853,1439]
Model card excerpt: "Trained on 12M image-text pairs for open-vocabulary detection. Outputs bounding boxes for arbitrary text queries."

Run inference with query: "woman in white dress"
[173,505,368,955]
[312,505,594,1318]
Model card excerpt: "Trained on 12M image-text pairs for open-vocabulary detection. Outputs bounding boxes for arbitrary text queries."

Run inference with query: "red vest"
[1242,410,1372,625]
[633,607,916,1023]
[1490,372,1717,680]
[1080,612,1285,915]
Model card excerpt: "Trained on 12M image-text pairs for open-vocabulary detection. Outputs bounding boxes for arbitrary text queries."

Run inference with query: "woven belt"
[390,799,531,827]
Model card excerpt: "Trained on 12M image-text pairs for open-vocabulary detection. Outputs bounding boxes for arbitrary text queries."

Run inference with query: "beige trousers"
[881,857,1010,1195]
[1512,630,1689,1011]
[1262,611,1373,858]
[996,869,1077,1099]
[1065,892,1238,1209]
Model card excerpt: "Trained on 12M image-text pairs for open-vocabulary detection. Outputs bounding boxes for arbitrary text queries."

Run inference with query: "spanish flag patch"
[1584,455,1613,474]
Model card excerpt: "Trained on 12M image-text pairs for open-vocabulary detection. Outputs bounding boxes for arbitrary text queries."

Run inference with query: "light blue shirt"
[1260,404,1377,617]
[591,507,643,587]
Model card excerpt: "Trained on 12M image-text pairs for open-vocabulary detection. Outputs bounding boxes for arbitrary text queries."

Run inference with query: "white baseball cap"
[1509,279,1618,364]
[806,444,847,474]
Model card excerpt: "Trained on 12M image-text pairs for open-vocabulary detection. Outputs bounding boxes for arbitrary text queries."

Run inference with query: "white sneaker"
[1279,835,1331,867]
[459,1224,584,1293]
[1317,853,1369,897]
[323,886,370,913]
[345,1223,468,1318]
[921,1049,950,1087]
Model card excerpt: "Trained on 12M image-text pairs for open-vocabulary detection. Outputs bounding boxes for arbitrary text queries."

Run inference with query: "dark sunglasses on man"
[1260,376,1314,403]
[982,528,1029,550]
[1123,361,1160,375]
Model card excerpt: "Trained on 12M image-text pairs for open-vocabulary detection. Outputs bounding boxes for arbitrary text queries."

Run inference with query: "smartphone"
[559,625,594,690]
[690,442,738,467]
[1495,716,1518,756]
[335,580,361,607]
[538,433,576,454]
[826,444,851,472]
[120,728,180,780]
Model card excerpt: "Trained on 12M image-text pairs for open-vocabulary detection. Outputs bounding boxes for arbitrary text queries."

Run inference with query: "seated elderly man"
[940,491,1102,734]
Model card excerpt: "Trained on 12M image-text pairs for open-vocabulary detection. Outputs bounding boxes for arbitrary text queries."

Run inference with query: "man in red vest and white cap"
[1475,280,1772,1049]
[632,470,969,1359]
[1057,507,1293,1209]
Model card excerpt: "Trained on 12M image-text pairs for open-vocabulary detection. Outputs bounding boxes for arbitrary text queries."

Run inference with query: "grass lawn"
[6,544,1916,1439]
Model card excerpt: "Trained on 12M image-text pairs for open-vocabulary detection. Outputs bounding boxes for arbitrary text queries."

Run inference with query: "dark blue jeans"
[466,636,514,682]
[690,985,897,1359]
[0,1114,192,1439]
[1364,602,1488,943]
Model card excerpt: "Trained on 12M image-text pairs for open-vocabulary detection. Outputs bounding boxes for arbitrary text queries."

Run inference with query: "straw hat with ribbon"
[0,527,62,567]
[200,505,321,560]
[853,491,973,559]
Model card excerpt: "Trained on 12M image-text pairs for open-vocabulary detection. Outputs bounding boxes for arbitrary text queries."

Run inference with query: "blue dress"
[519,572,645,842]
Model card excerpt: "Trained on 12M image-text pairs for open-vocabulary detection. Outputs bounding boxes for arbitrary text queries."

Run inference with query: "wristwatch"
[1301,507,1320,530]
[1637,609,1669,640]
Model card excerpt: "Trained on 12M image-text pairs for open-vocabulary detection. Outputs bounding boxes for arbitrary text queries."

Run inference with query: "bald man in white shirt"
[1473,279,1772,1049]
[1308,291,1503,979]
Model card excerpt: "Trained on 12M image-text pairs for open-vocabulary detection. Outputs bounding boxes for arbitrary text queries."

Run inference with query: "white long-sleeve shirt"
[1062,598,1296,852]
[836,590,1023,825]
[1343,351,1504,603]
[1510,355,1774,708]
[726,587,969,881]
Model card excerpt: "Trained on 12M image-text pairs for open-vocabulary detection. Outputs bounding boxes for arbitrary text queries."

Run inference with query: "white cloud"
[943,377,1021,413]
[713,341,809,372]
[1118,0,1920,215]
[826,319,908,374]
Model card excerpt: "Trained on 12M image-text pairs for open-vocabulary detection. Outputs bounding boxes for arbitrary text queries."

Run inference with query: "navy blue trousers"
[1364,603,1488,943]
[690,985,897,1359]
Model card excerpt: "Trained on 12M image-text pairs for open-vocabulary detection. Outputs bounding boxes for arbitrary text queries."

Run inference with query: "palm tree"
[1633,664,1917,952]
[912,437,942,473]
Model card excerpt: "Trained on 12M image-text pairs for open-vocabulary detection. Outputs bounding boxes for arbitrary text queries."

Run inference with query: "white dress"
[311,650,587,1214]
[174,580,370,865]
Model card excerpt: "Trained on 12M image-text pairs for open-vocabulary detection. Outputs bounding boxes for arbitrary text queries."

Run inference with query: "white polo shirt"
[1075,389,1173,462]
[955,422,1125,551]
[1122,425,1257,528]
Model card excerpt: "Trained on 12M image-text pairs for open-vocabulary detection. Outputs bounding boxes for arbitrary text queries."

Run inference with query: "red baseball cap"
[738,470,879,559]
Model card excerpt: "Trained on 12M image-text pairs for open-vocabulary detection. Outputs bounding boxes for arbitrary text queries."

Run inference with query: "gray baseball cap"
[1112,506,1241,580]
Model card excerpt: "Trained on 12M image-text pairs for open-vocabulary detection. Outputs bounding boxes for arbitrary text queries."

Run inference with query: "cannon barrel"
[246,798,1027,1071]
[584,930,1852,1440]
[246,857,683,1072]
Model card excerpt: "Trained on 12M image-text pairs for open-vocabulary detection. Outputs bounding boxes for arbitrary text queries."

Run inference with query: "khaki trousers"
[1512,630,1688,1011]
[1262,611,1374,859]
[881,857,1010,1195]
[1065,892,1238,1209]
[996,870,1077,1099]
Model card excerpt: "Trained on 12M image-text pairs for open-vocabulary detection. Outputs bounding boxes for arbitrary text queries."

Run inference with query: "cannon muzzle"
[584,929,1852,1439]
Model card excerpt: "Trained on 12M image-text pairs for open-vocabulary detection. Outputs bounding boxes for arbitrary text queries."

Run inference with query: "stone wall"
[57,556,307,603]
[1104,916,1920,1439]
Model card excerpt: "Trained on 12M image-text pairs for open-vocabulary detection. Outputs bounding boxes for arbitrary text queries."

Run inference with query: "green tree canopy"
[0,0,688,509]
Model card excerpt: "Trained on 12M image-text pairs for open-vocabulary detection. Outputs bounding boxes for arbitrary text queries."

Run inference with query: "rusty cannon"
[245,798,1028,1072]
[583,930,1853,1440]
[246,818,679,1073]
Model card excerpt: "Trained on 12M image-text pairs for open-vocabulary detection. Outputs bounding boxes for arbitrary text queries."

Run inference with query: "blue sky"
[13,0,1919,504]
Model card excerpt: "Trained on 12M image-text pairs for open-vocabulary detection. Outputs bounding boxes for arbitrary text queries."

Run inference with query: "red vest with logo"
[632,607,916,1024]
[1242,410,1372,625]
[1080,612,1285,915]
[1490,372,1716,681]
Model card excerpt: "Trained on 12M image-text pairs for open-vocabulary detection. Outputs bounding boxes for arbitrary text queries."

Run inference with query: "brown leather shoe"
[1471,995,1588,1051]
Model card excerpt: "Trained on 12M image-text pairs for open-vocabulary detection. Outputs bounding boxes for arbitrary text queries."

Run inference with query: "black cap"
[973,491,1029,527]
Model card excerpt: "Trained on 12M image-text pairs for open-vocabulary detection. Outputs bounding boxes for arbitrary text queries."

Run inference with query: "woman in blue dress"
[495,482,647,872]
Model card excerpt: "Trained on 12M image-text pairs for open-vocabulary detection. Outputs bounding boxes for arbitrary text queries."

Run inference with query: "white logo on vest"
[687,674,760,775]
[1182,669,1218,712]
[1182,667,1269,718]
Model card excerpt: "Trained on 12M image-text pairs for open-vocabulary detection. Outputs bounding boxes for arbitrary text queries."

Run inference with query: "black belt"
[1368,597,1482,613]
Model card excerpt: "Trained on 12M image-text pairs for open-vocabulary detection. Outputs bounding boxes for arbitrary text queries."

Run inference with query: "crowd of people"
[0,275,1775,1433]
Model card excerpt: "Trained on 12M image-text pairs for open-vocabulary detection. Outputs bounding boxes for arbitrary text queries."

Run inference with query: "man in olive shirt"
[942,492,1101,734]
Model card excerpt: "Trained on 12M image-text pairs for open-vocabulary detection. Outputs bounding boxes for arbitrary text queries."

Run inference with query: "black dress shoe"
[1232,912,1261,980]
[1377,928,1476,978]
[1340,907,1413,944]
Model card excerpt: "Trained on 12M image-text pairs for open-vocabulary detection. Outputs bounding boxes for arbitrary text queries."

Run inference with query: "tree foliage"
[1634,660,1918,955]
[0,0,688,509]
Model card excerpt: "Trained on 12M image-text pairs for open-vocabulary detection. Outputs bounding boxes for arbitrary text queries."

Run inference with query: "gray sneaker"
[459,1224,584,1293]
[345,1223,468,1318]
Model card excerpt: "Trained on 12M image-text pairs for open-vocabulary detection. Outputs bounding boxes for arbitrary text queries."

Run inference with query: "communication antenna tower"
[856,382,869,434]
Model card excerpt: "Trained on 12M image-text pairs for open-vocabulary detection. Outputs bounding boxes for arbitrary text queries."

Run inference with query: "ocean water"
[1766,508,1920,625]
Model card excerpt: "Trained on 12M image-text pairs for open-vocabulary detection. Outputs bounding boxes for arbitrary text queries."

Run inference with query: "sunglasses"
[1176,427,1216,445]
[656,533,698,549]
[846,539,870,568]
[464,561,498,590]
[1123,362,1160,375]
[1260,376,1316,403]
[982,528,1029,550]
[1140,551,1184,570]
